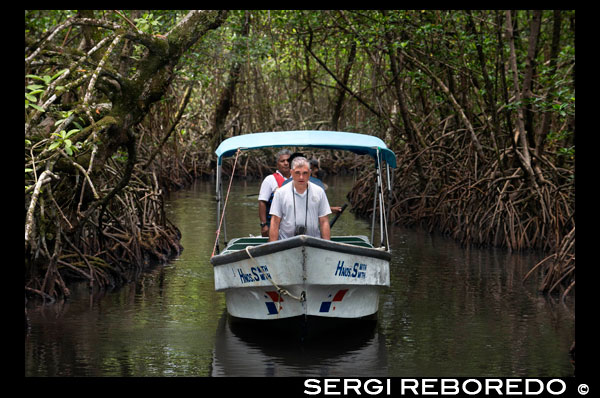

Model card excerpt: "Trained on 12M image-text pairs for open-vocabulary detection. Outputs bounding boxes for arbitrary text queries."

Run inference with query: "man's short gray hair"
[275,148,291,161]
[291,156,309,170]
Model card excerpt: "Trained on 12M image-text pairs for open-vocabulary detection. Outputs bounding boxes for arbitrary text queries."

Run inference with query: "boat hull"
[211,235,390,321]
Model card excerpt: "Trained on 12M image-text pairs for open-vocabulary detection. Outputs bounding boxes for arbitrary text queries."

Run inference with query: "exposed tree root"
[25,158,183,303]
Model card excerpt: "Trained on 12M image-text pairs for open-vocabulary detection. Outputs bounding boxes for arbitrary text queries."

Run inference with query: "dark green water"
[24,176,574,377]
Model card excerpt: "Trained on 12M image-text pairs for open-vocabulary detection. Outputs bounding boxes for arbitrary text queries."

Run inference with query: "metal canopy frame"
[214,131,396,253]
[215,130,396,168]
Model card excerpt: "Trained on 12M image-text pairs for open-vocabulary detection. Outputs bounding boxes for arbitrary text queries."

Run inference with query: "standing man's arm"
[258,200,269,237]
[258,174,274,238]
[269,215,281,242]
[318,215,331,240]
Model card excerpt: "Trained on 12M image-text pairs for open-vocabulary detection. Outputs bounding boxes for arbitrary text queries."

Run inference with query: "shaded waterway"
[24,176,574,377]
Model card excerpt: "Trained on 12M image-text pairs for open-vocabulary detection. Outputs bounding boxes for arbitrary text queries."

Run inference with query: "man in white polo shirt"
[268,156,331,241]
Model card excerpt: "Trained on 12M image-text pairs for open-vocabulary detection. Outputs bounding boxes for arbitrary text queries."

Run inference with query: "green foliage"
[49,128,80,156]
[25,83,44,112]
[24,10,575,170]
[54,110,83,130]
[25,69,68,112]
[134,12,163,34]
[25,10,77,36]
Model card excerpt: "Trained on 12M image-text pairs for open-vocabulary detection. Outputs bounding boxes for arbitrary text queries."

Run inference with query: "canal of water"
[25,176,574,377]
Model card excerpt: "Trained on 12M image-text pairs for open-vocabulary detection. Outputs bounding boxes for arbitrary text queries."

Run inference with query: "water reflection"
[381,228,574,377]
[211,311,387,377]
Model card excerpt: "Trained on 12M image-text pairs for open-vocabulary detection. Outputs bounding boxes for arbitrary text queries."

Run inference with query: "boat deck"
[221,236,373,255]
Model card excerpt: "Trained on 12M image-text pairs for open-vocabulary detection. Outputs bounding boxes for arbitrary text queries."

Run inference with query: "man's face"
[292,164,310,189]
[277,154,290,176]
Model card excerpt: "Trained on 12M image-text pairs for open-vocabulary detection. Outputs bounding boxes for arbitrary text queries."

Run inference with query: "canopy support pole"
[386,164,393,251]
[215,163,222,255]
[212,149,242,257]
[378,166,385,247]
[370,169,378,245]
[375,149,391,250]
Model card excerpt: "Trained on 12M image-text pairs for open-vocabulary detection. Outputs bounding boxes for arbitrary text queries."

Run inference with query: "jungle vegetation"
[25,10,574,304]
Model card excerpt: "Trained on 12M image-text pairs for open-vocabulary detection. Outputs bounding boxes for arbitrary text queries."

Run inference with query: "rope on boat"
[245,246,306,304]
[211,148,241,258]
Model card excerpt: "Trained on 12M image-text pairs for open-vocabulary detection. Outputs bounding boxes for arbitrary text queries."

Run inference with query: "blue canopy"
[215,130,396,168]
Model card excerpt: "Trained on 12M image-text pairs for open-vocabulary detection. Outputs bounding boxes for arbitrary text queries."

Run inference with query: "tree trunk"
[466,11,503,168]
[384,30,427,186]
[209,11,250,152]
[535,10,562,158]
[76,10,229,230]
[522,10,542,150]
[505,10,539,188]
[331,41,356,130]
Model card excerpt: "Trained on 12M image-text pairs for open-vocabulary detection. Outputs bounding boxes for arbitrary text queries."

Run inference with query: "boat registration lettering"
[334,260,367,279]
[236,265,271,284]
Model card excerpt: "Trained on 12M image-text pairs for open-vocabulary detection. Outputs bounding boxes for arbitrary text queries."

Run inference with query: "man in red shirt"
[258,149,291,237]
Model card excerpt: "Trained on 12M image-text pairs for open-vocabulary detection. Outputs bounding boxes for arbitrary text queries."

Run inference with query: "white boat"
[210,131,396,328]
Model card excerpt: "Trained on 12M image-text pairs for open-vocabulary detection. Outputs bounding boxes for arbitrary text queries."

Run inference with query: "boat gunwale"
[210,235,391,267]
